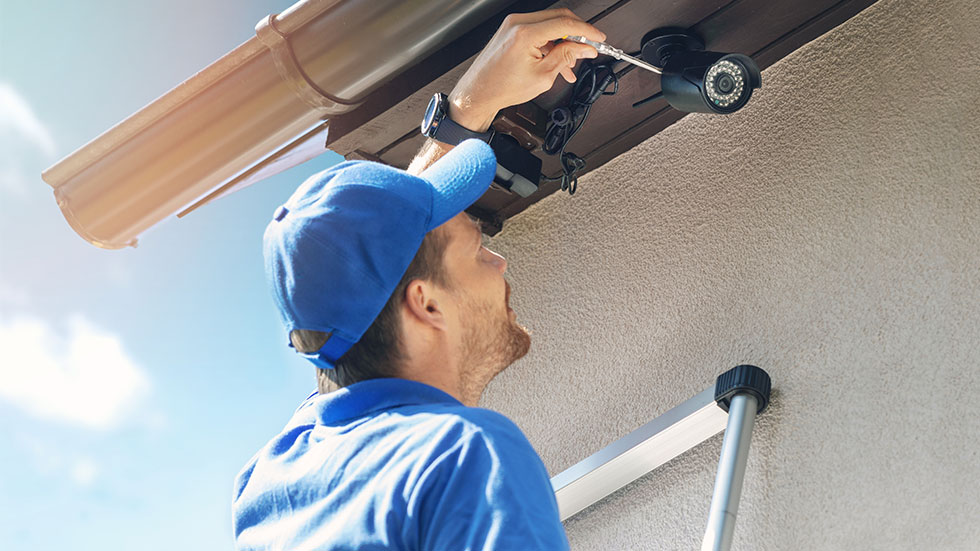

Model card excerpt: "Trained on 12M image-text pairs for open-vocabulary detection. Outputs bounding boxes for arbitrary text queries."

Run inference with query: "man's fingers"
[559,65,578,84]
[541,41,598,71]
[523,15,606,46]
[539,41,598,86]
[538,41,554,59]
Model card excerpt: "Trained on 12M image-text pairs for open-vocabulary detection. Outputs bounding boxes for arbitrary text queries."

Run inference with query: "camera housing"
[490,133,540,198]
[641,28,762,114]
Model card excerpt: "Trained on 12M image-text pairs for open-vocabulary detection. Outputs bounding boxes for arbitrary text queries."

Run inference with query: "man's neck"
[397,361,472,406]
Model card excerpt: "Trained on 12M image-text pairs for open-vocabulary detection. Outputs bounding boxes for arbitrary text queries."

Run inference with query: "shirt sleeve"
[409,413,570,551]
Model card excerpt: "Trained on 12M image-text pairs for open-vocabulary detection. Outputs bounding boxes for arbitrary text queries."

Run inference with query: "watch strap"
[427,94,494,145]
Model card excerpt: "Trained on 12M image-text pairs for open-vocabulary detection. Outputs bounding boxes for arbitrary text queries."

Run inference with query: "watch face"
[422,94,440,136]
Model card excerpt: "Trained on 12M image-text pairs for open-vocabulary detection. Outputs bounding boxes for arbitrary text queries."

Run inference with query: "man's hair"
[290,229,450,394]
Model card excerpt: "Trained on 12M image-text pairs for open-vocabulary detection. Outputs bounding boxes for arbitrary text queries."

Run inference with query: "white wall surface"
[481,0,980,548]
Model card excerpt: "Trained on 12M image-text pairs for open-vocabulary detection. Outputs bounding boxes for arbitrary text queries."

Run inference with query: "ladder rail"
[551,387,729,521]
[702,392,759,551]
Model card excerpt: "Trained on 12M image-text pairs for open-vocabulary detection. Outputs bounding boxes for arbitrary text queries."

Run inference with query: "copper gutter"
[42,0,513,248]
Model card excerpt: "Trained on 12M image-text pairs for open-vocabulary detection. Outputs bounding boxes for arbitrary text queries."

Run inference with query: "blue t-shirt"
[232,378,569,550]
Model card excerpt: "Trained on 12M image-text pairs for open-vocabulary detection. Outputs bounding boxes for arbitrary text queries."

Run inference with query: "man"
[233,9,606,550]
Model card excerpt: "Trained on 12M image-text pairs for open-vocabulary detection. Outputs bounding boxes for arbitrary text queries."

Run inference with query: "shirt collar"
[295,378,464,425]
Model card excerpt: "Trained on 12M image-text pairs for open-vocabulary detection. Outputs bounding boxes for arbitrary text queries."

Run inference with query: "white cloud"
[0,82,56,196]
[71,457,99,487]
[0,314,151,430]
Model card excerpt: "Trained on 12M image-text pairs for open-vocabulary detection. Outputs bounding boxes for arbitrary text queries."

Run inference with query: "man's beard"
[457,292,531,387]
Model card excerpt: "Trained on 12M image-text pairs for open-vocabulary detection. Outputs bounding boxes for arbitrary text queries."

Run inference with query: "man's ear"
[402,279,448,331]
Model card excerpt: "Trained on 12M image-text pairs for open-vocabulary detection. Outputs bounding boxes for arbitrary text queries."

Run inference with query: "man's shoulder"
[398,403,539,461]
[406,402,526,439]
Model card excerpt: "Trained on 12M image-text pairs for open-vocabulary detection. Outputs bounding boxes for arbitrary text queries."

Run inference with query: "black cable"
[541,61,619,195]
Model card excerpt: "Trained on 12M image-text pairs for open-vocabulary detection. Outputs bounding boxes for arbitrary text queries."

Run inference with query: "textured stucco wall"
[480,0,980,548]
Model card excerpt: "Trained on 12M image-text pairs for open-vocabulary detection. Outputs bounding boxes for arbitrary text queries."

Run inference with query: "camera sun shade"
[641,28,762,114]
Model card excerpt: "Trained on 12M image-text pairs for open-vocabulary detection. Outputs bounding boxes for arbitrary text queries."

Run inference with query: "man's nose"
[488,249,507,274]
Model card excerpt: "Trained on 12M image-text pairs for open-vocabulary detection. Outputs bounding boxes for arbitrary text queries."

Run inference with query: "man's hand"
[408,8,604,175]
[448,8,606,133]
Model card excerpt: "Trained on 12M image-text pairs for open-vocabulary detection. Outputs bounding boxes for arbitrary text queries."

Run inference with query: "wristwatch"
[421,93,494,145]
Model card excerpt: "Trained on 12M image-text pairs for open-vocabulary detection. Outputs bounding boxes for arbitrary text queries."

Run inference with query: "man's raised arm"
[407,8,605,175]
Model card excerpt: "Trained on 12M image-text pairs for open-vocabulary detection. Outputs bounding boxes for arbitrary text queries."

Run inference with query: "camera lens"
[704,59,746,110]
[716,73,735,94]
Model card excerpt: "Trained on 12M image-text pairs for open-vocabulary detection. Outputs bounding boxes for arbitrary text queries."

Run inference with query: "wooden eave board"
[326,0,878,234]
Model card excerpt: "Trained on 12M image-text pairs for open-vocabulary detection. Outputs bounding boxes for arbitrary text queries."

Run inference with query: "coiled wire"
[541,62,619,195]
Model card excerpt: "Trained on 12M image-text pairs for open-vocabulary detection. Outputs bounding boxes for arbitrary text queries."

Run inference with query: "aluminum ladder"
[550,364,772,550]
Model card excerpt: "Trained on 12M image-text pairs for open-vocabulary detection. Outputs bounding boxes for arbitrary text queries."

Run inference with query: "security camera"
[641,28,761,114]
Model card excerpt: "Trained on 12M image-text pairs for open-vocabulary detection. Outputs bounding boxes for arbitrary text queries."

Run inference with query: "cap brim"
[419,139,497,231]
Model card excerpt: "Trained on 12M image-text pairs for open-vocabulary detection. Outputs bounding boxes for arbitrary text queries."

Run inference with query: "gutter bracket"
[255,14,360,116]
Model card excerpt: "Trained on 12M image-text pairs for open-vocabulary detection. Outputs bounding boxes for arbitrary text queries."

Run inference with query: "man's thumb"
[541,41,598,80]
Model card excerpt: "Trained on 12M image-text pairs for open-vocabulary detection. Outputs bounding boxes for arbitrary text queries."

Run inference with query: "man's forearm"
[407,138,454,175]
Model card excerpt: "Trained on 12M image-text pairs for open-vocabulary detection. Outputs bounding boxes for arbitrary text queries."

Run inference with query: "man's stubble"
[456,289,531,403]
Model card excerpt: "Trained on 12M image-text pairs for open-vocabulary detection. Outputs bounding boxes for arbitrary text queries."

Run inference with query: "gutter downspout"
[41,0,514,249]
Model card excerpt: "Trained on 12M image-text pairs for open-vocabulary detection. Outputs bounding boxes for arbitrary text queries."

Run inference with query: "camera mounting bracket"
[641,27,705,67]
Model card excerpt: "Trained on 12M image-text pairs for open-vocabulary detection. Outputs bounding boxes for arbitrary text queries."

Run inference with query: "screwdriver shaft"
[564,35,662,75]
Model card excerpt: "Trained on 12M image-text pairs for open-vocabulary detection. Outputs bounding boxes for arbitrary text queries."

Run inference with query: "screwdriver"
[563,35,662,74]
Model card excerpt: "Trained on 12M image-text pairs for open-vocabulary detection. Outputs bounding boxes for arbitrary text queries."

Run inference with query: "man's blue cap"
[263,139,497,369]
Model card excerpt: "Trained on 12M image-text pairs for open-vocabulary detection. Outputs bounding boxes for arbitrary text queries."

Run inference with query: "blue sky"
[0,1,346,548]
